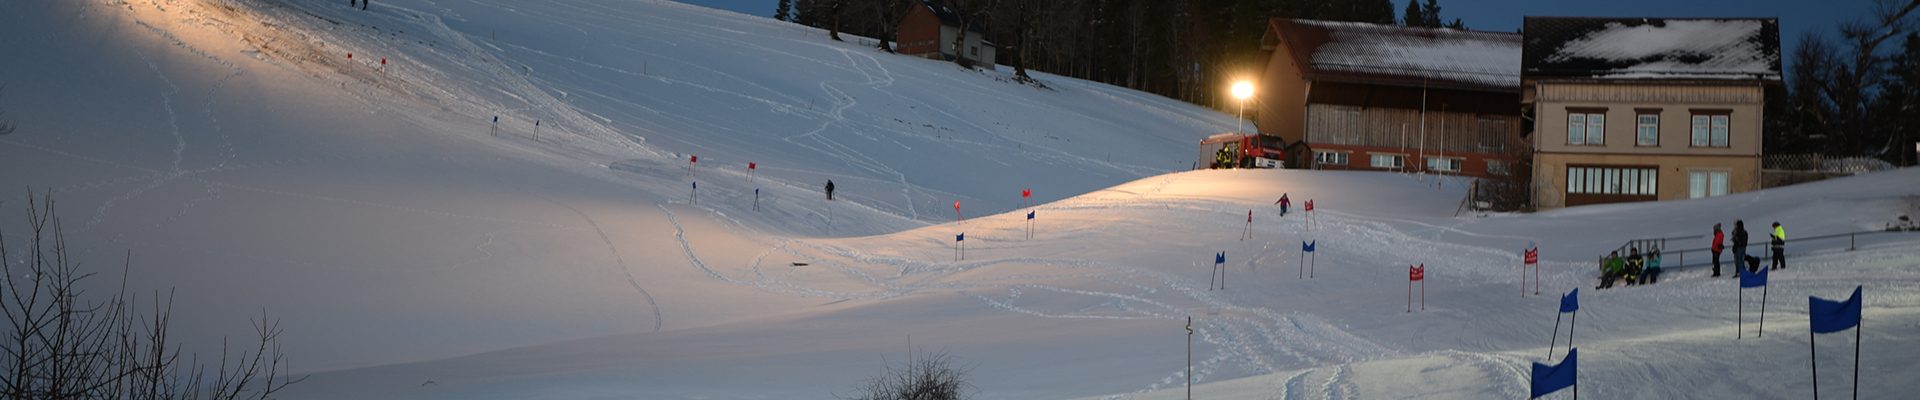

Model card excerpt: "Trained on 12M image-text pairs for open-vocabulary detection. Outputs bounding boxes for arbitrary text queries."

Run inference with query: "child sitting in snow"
[1641,249,1662,285]
[1598,251,1624,289]
[1623,247,1644,286]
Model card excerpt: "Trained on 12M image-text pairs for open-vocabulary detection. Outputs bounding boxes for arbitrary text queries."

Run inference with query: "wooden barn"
[1257,19,1526,179]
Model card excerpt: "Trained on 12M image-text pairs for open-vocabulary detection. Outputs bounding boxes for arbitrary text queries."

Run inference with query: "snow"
[1550,19,1780,80]
[3,0,1919,399]
[1297,20,1521,89]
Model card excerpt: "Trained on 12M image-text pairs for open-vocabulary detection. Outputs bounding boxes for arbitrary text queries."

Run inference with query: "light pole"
[1230,81,1255,135]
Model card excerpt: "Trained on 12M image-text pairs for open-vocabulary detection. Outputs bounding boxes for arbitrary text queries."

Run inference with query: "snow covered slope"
[4,0,1919,399]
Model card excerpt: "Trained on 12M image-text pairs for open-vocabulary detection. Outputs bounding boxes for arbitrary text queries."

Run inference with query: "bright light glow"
[1230,81,1255,100]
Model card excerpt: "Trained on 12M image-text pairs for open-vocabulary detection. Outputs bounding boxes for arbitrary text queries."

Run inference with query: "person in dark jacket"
[1732,220,1752,273]
[825,180,836,201]
[1624,247,1644,286]
[1770,222,1786,270]
[1711,224,1726,277]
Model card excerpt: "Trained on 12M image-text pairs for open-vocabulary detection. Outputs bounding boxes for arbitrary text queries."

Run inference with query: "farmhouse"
[895,0,996,69]
[1257,18,1526,179]
[1522,17,1782,208]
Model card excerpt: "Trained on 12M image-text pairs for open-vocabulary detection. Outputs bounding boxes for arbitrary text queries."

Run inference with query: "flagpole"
[1309,252,1315,278]
[1853,315,1861,400]
[1569,309,1577,348]
[1812,328,1820,400]
[1298,252,1305,279]
[1760,284,1768,337]
[1738,284,1744,339]
[1547,312,1561,360]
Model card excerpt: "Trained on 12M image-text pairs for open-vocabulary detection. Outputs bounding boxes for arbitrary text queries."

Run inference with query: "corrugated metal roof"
[1522,17,1782,81]
[1266,19,1522,92]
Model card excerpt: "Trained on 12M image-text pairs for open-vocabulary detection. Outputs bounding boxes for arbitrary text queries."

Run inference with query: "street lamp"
[1230,81,1255,135]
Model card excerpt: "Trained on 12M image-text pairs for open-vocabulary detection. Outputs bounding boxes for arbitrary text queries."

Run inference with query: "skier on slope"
[825,180,836,201]
[1275,193,1291,216]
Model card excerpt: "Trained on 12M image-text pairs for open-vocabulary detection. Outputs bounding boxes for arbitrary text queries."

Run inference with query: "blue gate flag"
[1559,288,1579,313]
[1739,266,1768,288]
[1027,210,1035,220]
[1529,348,1577,398]
[1302,241,1316,252]
[1809,286,1863,334]
[956,233,964,242]
[1215,252,1225,264]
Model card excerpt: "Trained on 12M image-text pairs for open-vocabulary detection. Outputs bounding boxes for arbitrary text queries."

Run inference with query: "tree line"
[777,0,1463,106]
[1775,0,1920,165]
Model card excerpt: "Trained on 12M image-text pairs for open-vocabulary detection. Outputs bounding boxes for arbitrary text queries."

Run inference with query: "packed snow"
[2,1,1917,399]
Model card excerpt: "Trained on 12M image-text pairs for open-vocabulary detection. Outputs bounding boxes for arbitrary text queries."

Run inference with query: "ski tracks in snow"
[555,199,664,333]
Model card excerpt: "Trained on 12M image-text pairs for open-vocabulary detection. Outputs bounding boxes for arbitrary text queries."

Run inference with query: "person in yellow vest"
[1770,222,1786,270]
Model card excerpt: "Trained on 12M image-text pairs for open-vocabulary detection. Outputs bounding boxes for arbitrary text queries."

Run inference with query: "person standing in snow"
[1732,220,1751,273]
[1770,222,1786,270]
[1275,193,1291,216]
[825,180,836,201]
[1710,224,1726,277]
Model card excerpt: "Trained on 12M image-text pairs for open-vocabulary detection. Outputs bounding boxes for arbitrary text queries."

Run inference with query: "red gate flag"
[748,162,756,170]
[690,155,698,164]
[381,57,387,65]
[1305,200,1314,211]
[953,200,961,211]
[1247,210,1253,222]
[1022,188,1031,198]
[1525,248,1539,264]
[348,53,353,59]
[1410,264,1425,281]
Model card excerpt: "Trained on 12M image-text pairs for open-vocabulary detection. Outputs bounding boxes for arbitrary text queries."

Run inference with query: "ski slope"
[3,0,1919,399]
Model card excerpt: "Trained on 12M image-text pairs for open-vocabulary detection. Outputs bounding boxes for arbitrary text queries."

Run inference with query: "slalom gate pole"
[1759,284,1768,337]
[1738,285,1744,339]
[1547,312,1561,360]
[1854,316,1861,400]
[1309,252,1315,278]
[1812,329,1820,400]
[1569,309,1576,348]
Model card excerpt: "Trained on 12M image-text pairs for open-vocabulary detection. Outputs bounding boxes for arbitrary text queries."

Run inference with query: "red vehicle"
[1198,133,1287,169]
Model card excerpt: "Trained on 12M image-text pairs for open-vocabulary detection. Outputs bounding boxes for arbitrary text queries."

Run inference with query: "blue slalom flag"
[1215,252,1225,264]
[1529,348,1577,398]
[956,233,964,242]
[1302,240,1316,253]
[1739,265,1768,288]
[1027,210,1035,220]
[1809,286,1863,334]
[1559,288,1579,313]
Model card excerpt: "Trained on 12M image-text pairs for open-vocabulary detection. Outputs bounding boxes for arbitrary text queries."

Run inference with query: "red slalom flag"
[1410,264,1425,281]
[381,57,387,65]
[1525,248,1539,265]
[348,52,353,59]
[1247,210,1253,222]
[1022,188,1031,198]
[1305,200,1315,211]
[690,155,698,164]
[748,162,756,170]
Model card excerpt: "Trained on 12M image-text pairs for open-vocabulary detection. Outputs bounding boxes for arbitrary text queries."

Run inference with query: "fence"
[1596,230,1920,273]
[1762,154,1895,173]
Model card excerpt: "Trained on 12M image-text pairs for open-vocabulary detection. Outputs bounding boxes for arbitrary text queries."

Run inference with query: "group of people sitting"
[1597,246,1662,289]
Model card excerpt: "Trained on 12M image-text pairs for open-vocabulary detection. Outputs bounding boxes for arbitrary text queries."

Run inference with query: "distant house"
[895,0,996,70]
[1257,18,1525,179]
[1522,17,1782,209]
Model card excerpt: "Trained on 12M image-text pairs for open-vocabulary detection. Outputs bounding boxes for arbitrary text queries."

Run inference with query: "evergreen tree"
[776,0,792,22]
[1445,18,1465,30]
[1401,0,1423,26]
[1420,0,1441,27]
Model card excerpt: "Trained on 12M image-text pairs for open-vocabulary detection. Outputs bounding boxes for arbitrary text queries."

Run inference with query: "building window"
[970,47,979,57]
[1567,166,1658,196]
[1567,111,1605,145]
[1688,170,1730,198]
[1477,118,1508,151]
[1691,112,1731,148]
[1425,156,1462,173]
[1487,160,1512,176]
[1369,153,1405,169]
[1315,151,1350,167]
[1636,113,1660,146]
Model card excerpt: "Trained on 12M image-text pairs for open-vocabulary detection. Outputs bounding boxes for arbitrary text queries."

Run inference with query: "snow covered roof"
[1264,18,1522,92]
[918,0,990,36]
[1523,17,1782,81]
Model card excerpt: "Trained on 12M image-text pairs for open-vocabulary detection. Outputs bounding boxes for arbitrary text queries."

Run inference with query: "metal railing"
[1596,230,1920,273]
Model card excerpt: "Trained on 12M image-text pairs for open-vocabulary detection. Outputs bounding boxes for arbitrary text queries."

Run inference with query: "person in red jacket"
[1711,223,1725,277]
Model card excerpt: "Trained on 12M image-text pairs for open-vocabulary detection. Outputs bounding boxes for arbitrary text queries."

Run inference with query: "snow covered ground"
[2,0,1918,399]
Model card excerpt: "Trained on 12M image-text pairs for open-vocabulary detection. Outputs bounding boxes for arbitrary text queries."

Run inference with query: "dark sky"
[678,0,1886,74]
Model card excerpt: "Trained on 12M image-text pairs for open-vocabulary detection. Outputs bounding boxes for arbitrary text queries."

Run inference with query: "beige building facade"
[1521,17,1781,209]
[1530,83,1765,208]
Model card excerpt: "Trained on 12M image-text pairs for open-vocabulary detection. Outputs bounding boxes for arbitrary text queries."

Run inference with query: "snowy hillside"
[3,0,1919,399]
